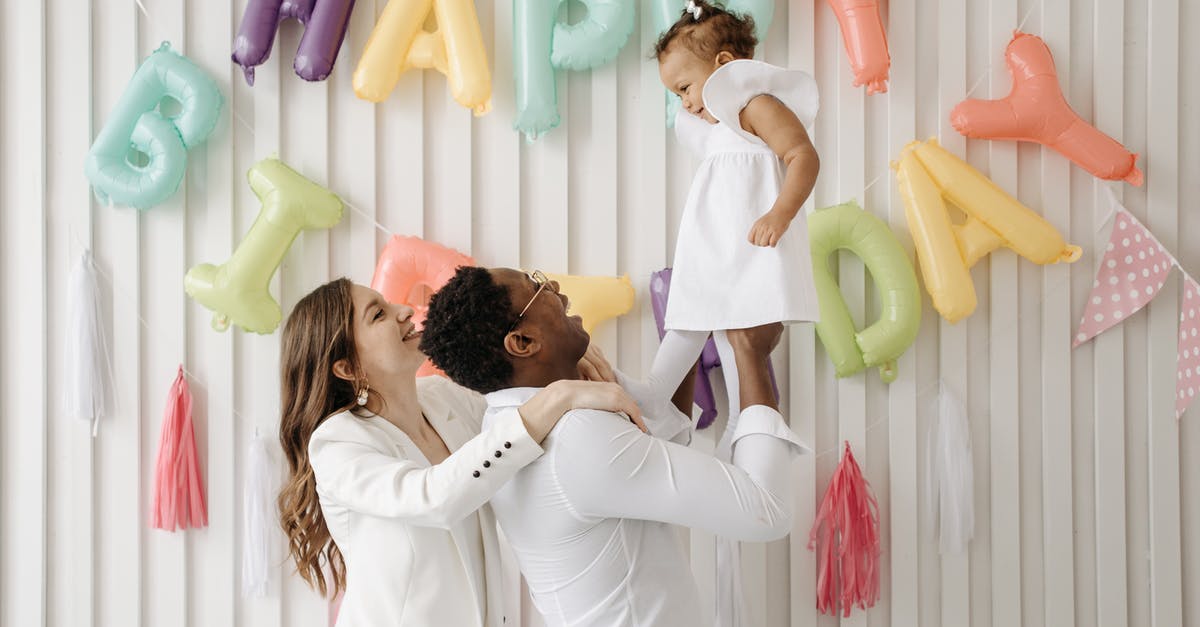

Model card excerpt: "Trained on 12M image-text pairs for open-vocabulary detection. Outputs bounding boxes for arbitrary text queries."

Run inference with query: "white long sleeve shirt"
[481,386,807,627]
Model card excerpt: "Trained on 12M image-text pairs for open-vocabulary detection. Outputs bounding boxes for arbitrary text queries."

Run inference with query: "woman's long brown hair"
[278,277,361,597]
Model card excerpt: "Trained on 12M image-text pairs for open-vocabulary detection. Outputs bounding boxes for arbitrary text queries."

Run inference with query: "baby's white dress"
[665,59,822,331]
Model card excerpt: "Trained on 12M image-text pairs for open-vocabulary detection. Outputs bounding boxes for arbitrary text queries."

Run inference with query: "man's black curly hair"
[419,266,518,394]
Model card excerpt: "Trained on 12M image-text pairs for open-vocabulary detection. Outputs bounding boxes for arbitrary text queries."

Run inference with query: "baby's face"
[658,46,720,124]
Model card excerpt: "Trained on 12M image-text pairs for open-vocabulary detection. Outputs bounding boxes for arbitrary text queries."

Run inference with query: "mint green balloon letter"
[514,0,634,139]
[84,42,223,210]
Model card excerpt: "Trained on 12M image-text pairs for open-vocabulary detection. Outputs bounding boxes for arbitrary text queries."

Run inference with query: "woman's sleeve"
[702,59,820,146]
[308,409,542,528]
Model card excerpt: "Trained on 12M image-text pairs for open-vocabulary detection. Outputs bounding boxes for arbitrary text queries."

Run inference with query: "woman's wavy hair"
[278,277,362,597]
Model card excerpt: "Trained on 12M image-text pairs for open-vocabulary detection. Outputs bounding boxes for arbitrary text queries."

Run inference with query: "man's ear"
[714,50,735,67]
[503,328,542,359]
[332,358,356,383]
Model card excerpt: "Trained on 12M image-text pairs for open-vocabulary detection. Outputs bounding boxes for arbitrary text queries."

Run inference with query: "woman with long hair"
[278,278,642,626]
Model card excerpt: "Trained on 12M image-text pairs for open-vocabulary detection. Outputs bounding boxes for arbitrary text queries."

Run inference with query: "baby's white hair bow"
[686,0,703,20]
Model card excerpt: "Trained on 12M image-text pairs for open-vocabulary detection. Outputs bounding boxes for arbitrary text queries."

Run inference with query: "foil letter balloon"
[354,0,492,113]
[371,235,476,377]
[232,0,357,84]
[826,0,890,94]
[951,31,1142,185]
[894,139,1082,322]
[185,158,344,333]
[515,0,635,138]
[808,202,920,382]
[85,43,222,210]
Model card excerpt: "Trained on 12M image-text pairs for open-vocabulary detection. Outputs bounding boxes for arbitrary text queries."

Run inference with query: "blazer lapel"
[420,385,489,625]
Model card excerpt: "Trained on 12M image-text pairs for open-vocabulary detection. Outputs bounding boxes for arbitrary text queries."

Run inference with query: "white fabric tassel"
[64,250,115,436]
[243,433,277,597]
[925,384,974,553]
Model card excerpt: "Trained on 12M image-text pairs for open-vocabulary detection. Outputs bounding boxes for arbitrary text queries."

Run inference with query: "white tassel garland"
[243,433,277,597]
[64,250,115,436]
[926,384,975,553]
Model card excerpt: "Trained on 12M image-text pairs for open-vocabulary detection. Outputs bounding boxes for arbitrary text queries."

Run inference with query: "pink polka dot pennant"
[1176,277,1200,419]
[1074,208,1174,347]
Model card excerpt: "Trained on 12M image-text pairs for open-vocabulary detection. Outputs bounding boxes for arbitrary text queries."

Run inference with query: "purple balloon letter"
[650,268,779,429]
[232,0,356,85]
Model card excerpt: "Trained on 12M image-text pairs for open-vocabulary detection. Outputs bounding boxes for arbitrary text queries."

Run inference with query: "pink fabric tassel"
[809,441,880,617]
[151,366,208,531]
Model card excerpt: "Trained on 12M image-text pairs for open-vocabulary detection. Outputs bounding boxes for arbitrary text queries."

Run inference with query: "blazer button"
[472,470,481,478]
[494,451,503,458]
[483,461,491,468]
[504,441,512,449]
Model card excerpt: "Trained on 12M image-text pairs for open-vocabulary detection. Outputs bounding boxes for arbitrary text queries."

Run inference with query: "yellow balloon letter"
[546,273,635,334]
[895,139,1081,323]
[353,0,491,114]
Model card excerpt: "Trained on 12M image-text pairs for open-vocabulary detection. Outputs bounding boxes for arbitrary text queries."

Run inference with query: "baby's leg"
[624,329,709,405]
[726,322,784,411]
[712,323,784,459]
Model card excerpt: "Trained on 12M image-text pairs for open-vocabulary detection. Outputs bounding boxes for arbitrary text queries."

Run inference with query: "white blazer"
[309,376,543,627]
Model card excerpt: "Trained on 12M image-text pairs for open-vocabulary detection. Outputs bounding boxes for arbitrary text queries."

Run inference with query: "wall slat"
[1039,3,1078,626]
[46,0,97,624]
[188,0,237,624]
[1144,0,1185,625]
[884,0,919,622]
[92,0,143,623]
[1093,0,1131,624]
[0,0,48,625]
[937,0,971,623]
[985,3,1022,627]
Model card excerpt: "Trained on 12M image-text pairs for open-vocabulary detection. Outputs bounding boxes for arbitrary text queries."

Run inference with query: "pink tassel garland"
[151,366,208,531]
[808,441,880,617]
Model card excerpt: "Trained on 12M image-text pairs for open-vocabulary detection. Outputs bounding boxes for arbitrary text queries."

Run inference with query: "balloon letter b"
[85,43,222,210]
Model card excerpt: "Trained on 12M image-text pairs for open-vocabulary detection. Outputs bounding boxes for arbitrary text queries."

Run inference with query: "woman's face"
[348,283,425,381]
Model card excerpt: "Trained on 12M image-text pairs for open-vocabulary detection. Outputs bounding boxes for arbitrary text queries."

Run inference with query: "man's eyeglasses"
[508,270,555,333]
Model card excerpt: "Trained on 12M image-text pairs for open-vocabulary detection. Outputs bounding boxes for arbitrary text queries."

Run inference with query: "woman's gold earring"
[356,382,370,406]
